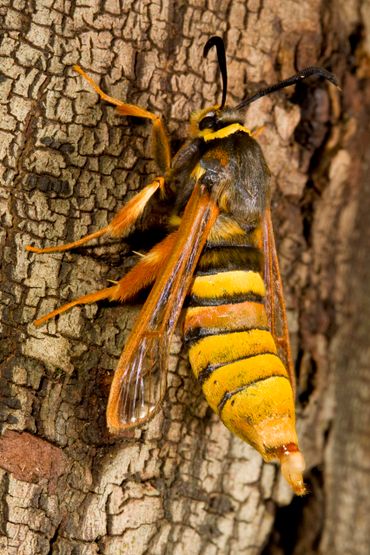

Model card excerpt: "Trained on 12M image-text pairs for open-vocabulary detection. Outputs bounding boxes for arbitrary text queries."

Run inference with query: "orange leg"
[74,65,171,175]
[26,177,163,254]
[33,230,178,327]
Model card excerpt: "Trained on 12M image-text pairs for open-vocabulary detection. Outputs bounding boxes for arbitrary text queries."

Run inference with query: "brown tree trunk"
[1,1,369,554]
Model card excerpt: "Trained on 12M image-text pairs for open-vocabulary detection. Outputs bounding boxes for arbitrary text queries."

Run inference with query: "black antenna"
[236,66,339,110]
[203,36,228,109]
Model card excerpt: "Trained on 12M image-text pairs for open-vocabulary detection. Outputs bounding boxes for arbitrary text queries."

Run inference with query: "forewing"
[107,183,219,433]
[263,209,295,392]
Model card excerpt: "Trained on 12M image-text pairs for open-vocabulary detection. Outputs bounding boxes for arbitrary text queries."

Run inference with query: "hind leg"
[33,229,178,326]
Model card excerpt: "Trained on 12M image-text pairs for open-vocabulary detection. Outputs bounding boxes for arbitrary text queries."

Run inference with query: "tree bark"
[1,1,369,554]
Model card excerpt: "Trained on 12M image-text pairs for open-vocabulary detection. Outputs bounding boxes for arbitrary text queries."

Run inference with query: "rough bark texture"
[1,1,369,554]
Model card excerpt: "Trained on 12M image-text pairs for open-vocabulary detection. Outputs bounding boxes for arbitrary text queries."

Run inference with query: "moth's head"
[190,105,246,139]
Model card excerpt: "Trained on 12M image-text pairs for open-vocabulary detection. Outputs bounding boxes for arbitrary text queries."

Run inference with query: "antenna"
[236,67,339,110]
[203,36,228,109]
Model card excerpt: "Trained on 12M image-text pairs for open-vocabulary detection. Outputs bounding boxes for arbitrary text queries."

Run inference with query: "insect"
[26,37,338,495]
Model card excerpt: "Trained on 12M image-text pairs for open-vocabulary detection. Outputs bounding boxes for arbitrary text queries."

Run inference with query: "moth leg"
[26,177,164,254]
[34,286,115,327]
[33,230,178,327]
[74,65,171,175]
[110,230,178,302]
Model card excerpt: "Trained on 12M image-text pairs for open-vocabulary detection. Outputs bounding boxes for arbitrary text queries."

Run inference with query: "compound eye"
[199,114,217,131]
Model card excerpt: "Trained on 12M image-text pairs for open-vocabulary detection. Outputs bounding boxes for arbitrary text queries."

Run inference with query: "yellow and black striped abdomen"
[184,230,299,459]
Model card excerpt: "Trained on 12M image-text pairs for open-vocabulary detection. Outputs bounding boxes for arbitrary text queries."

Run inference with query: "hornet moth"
[26,37,338,495]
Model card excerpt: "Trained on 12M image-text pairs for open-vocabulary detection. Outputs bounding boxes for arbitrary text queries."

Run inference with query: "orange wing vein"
[107,183,219,433]
[263,208,295,392]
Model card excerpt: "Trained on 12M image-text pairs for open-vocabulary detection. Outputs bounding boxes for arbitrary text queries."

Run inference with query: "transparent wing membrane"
[116,333,167,425]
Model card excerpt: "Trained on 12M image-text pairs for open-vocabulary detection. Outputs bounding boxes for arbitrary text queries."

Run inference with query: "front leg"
[74,65,171,175]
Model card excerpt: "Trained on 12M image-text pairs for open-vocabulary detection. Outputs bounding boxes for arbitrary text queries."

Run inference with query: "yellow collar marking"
[200,123,251,142]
